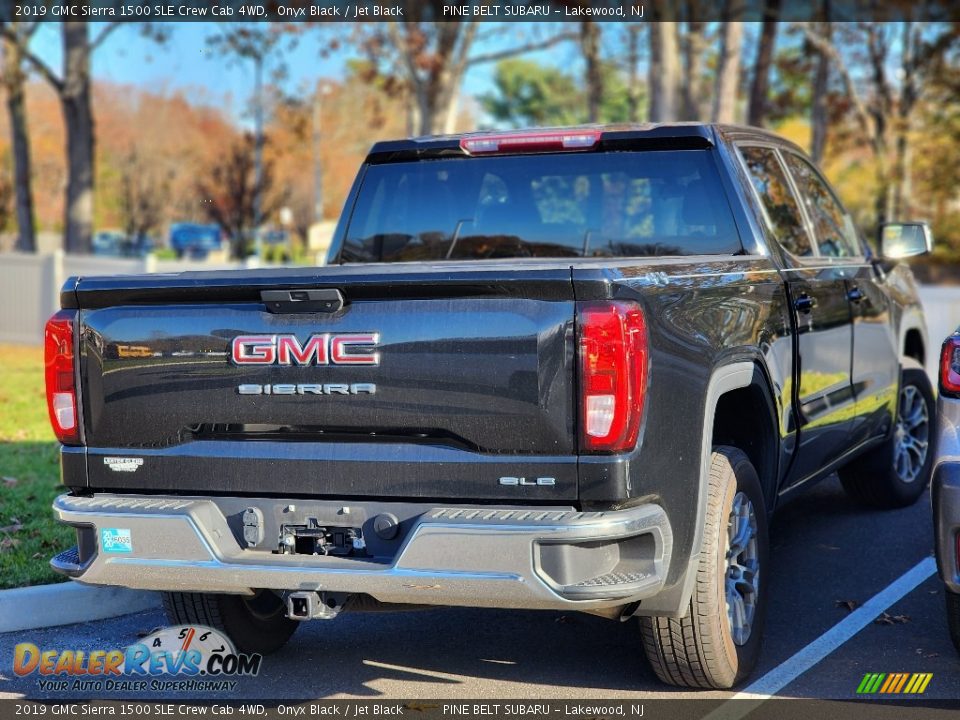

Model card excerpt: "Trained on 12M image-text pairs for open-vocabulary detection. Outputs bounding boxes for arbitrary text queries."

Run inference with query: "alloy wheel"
[894,384,929,484]
[725,491,760,646]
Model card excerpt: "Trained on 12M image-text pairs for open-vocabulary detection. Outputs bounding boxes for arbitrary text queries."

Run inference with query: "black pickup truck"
[46,124,934,689]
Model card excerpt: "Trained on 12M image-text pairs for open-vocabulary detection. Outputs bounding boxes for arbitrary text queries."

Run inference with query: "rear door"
[737,144,855,486]
[781,151,899,446]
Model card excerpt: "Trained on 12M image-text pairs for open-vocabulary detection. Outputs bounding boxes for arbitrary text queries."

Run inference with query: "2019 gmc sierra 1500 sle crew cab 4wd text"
[44,124,934,689]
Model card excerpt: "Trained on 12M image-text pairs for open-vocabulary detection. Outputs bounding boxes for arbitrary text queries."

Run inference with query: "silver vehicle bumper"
[933,463,960,594]
[51,494,673,611]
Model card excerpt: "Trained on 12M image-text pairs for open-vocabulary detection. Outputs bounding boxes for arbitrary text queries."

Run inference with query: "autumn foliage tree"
[196,132,284,259]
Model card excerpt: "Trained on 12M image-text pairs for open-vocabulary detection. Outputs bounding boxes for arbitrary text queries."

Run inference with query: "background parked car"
[169,223,223,259]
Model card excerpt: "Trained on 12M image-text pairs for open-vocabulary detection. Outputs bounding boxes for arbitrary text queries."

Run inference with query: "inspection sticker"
[100,528,133,554]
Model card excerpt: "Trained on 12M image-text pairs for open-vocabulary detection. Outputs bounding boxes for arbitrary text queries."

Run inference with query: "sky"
[26,21,591,127]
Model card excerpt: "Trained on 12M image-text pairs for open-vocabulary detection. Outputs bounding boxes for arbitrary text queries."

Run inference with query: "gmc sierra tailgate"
[69,263,578,501]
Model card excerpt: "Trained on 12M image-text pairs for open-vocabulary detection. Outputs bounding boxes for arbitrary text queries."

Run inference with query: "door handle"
[848,286,865,303]
[794,294,816,314]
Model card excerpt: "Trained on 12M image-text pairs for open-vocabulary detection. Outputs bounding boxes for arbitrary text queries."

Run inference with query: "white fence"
[0,251,259,345]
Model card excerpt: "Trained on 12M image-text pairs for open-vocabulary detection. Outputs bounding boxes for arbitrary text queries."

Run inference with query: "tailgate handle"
[261,289,344,314]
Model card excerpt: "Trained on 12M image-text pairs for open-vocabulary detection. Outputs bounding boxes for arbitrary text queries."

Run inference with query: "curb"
[0,581,160,634]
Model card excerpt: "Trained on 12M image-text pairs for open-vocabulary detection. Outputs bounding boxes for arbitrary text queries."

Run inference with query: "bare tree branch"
[0,26,63,92]
[466,31,577,67]
[90,22,122,52]
[798,22,873,143]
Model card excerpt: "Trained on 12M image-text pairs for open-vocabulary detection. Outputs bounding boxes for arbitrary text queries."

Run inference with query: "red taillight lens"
[578,301,648,453]
[940,336,960,397]
[44,310,79,444]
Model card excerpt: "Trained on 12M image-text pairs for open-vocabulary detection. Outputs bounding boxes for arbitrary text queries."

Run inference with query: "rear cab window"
[339,150,743,262]
[737,145,812,258]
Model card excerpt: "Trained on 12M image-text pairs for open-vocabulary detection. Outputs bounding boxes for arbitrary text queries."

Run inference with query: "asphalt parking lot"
[0,475,954,702]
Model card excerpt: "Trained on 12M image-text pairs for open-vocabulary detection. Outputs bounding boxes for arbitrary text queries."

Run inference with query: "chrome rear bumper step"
[52,493,673,611]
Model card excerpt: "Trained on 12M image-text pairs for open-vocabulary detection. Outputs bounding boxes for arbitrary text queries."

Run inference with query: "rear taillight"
[460,130,601,155]
[578,301,648,453]
[940,336,960,397]
[44,309,79,445]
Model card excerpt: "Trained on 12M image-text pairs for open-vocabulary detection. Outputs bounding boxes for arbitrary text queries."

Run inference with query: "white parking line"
[738,555,937,698]
[704,556,937,719]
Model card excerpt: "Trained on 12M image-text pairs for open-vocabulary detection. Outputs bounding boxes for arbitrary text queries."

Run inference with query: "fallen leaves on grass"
[836,599,860,612]
[0,537,21,551]
[0,519,22,534]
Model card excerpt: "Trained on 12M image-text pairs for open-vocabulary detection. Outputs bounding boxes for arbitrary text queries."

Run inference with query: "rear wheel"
[640,446,769,689]
[839,362,934,509]
[162,590,298,655]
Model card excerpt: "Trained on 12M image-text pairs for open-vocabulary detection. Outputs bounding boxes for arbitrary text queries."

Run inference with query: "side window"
[782,153,860,258]
[738,146,813,258]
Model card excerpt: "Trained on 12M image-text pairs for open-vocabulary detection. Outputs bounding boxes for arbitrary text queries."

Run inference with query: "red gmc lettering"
[330,333,379,365]
[277,334,329,365]
[231,334,379,366]
[232,335,276,364]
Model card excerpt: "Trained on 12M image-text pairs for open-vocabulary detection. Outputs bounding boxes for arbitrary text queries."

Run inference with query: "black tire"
[839,362,935,509]
[640,446,769,689]
[162,590,298,655]
[948,589,960,654]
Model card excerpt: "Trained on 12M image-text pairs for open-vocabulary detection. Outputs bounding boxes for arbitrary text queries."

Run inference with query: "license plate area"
[279,521,367,557]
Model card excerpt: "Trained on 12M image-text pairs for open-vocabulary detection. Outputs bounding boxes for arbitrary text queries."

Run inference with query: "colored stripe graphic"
[857,672,932,694]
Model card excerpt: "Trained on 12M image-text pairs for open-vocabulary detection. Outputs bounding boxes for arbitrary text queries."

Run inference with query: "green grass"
[0,344,73,588]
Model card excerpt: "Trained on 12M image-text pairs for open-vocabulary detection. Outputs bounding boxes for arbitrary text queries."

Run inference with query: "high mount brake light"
[940,336,960,397]
[44,309,80,445]
[578,301,648,453]
[460,130,601,155]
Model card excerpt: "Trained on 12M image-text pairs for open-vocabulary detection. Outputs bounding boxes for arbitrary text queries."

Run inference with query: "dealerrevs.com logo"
[13,626,261,693]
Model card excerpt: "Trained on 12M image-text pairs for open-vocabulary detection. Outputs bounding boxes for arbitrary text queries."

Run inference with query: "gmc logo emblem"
[231,333,380,366]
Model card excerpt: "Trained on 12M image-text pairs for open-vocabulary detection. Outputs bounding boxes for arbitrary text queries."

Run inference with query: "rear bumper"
[933,463,960,594]
[51,494,673,611]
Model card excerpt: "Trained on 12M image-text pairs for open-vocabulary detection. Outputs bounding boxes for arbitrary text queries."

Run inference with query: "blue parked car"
[169,223,223,259]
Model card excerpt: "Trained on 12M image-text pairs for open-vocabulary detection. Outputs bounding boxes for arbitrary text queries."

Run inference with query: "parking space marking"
[737,556,937,700]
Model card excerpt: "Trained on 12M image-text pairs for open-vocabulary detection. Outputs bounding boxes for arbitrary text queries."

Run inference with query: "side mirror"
[879,222,933,259]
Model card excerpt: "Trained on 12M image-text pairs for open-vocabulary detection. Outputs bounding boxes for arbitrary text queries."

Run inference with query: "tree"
[2,20,122,253]
[625,24,642,122]
[747,0,781,126]
[681,14,708,121]
[579,21,603,123]
[480,59,635,127]
[800,21,959,224]
[196,132,284,259]
[479,59,581,127]
[648,13,680,121]
[712,4,745,123]
[1,13,168,253]
[1,22,36,252]
[810,7,832,163]
[118,147,169,243]
[351,11,576,136]
[205,24,296,235]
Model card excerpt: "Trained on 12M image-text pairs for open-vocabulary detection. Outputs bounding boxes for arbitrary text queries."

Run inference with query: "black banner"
[1,700,960,720]
[4,0,960,24]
